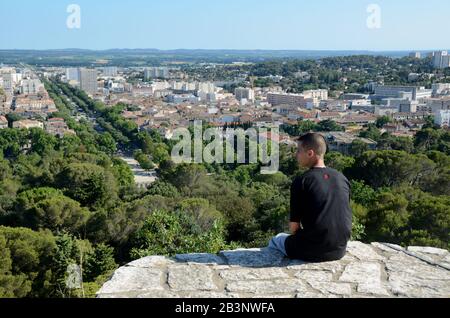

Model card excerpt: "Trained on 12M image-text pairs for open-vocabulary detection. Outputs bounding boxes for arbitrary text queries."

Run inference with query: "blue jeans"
[268,233,290,257]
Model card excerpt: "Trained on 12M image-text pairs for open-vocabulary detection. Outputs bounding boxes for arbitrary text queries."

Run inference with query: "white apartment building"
[341,93,370,100]
[267,89,327,108]
[375,106,399,116]
[267,92,307,107]
[409,52,421,59]
[12,119,44,129]
[144,67,170,80]
[432,51,450,69]
[166,94,201,104]
[11,73,22,84]
[374,85,431,101]
[170,81,197,91]
[197,82,216,94]
[78,68,98,96]
[382,98,419,113]
[235,88,255,102]
[0,73,14,95]
[20,79,45,95]
[415,89,433,101]
[432,83,450,96]
[152,81,171,92]
[303,89,328,101]
[435,110,450,127]
[427,97,450,113]
[101,67,118,77]
[398,100,418,113]
[66,68,79,81]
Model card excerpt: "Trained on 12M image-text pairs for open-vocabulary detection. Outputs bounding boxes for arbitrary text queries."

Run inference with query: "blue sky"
[1,0,449,50]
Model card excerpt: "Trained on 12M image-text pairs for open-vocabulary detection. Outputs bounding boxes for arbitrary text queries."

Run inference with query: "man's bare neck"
[312,159,326,169]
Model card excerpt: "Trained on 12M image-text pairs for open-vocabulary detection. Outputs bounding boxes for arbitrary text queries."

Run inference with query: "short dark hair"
[297,133,328,157]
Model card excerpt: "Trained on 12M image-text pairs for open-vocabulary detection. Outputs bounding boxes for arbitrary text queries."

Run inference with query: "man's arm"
[289,177,304,234]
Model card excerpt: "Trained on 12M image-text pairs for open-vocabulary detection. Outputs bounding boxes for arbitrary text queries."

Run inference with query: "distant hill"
[0,48,432,66]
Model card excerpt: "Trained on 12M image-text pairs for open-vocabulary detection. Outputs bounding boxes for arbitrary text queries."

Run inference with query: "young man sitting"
[268,133,352,262]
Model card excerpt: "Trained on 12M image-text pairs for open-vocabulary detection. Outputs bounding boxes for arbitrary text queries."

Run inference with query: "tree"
[279,144,301,176]
[350,180,377,208]
[230,164,258,185]
[253,172,289,186]
[211,193,256,242]
[0,234,31,298]
[359,124,382,141]
[27,128,58,156]
[58,134,83,154]
[419,151,450,195]
[96,133,117,155]
[134,150,155,171]
[150,143,170,164]
[414,128,443,152]
[86,195,173,247]
[84,244,117,282]
[5,114,23,127]
[137,132,154,154]
[0,226,57,298]
[129,210,230,258]
[297,120,318,133]
[364,187,450,249]
[111,158,134,189]
[176,198,223,232]
[378,134,414,153]
[349,140,369,157]
[56,163,118,208]
[15,187,62,211]
[282,120,318,136]
[0,128,28,158]
[375,116,391,128]
[347,151,436,188]
[241,181,289,235]
[422,116,438,129]
[16,188,90,235]
[325,152,355,172]
[166,164,210,196]
[407,196,450,249]
[146,180,179,198]
[157,159,177,181]
[67,152,112,168]
[317,120,344,132]
[51,233,95,298]
[0,178,20,219]
[0,159,11,179]
[365,191,410,244]
[350,201,367,241]
[52,233,79,297]
[253,193,288,233]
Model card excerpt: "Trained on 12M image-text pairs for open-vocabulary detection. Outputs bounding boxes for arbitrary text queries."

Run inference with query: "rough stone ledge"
[97,241,450,298]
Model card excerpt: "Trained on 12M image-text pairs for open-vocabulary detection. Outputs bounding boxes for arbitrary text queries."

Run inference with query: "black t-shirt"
[285,167,352,262]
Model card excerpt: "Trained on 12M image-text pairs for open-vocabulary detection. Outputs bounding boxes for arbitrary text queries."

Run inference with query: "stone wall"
[97,241,450,298]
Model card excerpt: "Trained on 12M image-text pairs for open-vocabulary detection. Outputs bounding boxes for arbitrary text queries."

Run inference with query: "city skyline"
[1,0,450,51]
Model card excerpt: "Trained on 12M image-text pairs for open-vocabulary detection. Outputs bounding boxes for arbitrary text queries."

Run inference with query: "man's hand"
[289,222,301,235]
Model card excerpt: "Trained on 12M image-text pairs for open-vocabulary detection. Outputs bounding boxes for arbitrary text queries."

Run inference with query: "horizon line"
[0,48,449,52]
